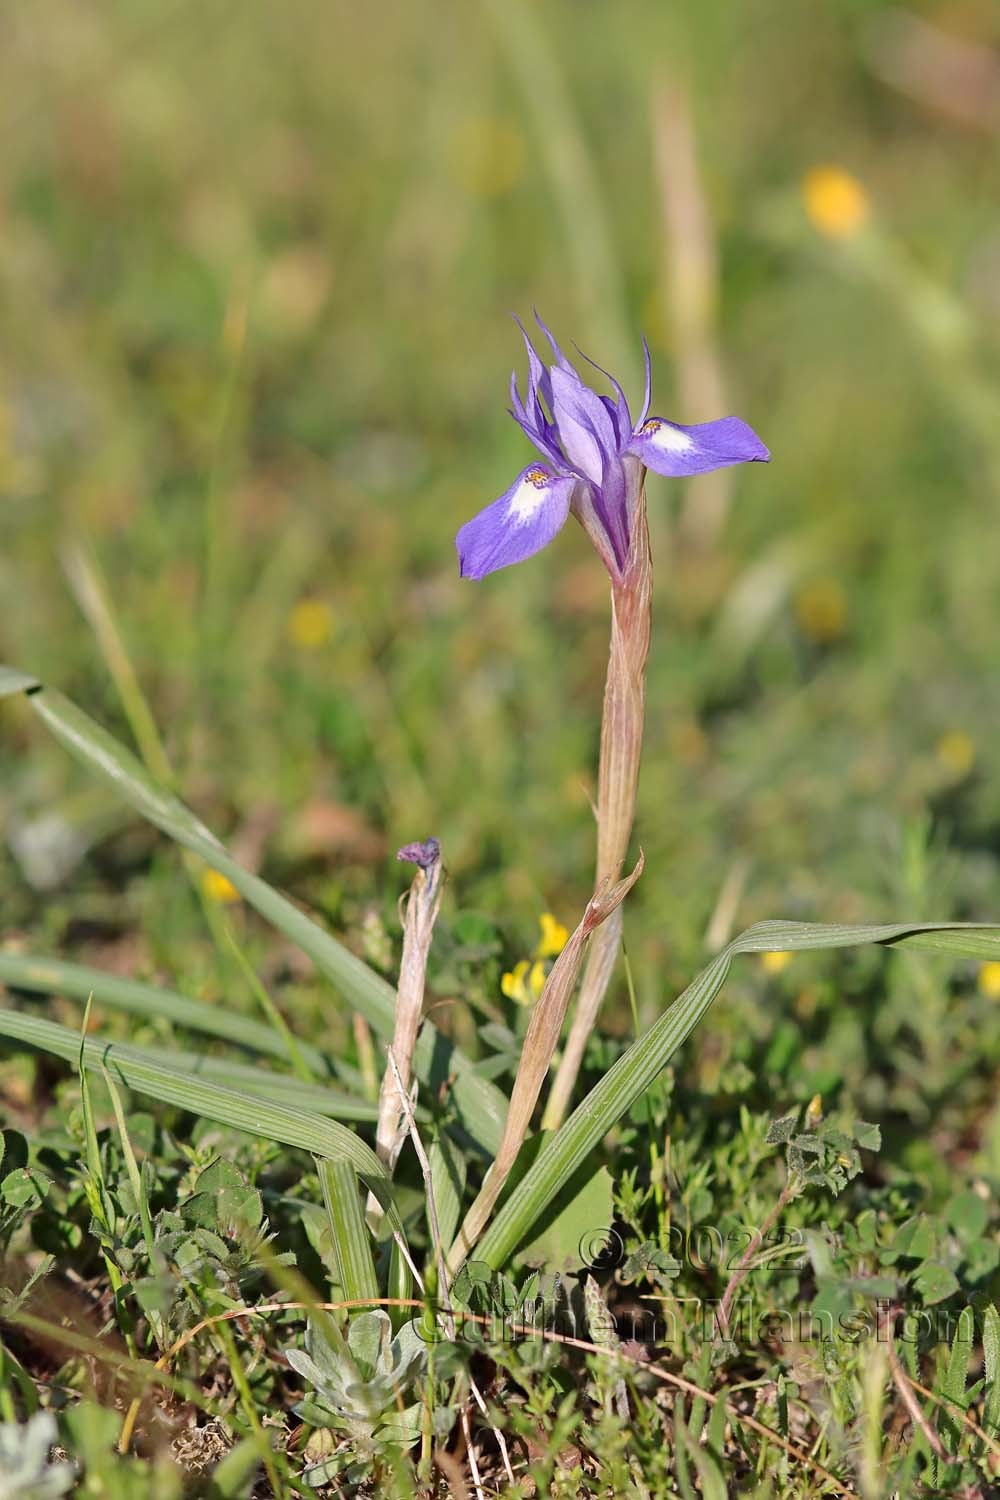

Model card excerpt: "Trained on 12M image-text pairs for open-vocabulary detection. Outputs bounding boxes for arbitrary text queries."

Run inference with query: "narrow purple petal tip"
[397,837,441,869]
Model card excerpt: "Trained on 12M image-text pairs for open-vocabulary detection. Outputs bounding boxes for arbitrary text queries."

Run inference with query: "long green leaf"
[983,1303,1000,1436]
[318,1159,380,1305]
[0,670,506,1155]
[0,1008,378,1119]
[0,952,329,1075]
[0,1009,396,1212]
[473,919,1000,1269]
[939,1304,974,1449]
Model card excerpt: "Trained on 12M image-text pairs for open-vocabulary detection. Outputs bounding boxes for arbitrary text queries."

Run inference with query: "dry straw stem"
[449,853,644,1272]
[652,76,734,551]
[375,843,444,1169]
[543,491,652,1131]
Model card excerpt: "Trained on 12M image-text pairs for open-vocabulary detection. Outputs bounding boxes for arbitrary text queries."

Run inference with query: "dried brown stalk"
[652,76,732,551]
[542,489,652,1131]
[367,838,443,1223]
[449,853,644,1270]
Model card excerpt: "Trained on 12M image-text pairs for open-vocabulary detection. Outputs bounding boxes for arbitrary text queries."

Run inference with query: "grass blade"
[472,919,1000,1269]
[983,1303,1000,1436]
[0,1008,397,1215]
[0,668,41,697]
[220,921,317,1084]
[318,1159,379,1304]
[0,670,507,1155]
[0,1006,377,1119]
[61,538,175,787]
[939,1304,974,1450]
[0,951,330,1075]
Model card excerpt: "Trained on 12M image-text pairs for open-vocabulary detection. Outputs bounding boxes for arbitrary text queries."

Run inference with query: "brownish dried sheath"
[448,852,644,1270]
[542,487,652,1130]
[369,838,444,1218]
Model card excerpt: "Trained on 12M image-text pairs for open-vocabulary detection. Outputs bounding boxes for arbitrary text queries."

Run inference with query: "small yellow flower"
[761,950,792,976]
[287,598,334,650]
[501,960,530,1004]
[537,911,569,958]
[501,958,547,1005]
[805,1093,823,1128]
[802,166,870,240]
[978,962,1000,999]
[936,730,975,779]
[794,578,847,644]
[202,869,240,905]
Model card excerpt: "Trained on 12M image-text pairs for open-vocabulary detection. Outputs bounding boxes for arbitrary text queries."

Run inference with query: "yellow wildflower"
[805,1093,823,1128]
[501,958,547,1006]
[978,962,1000,999]
[537,911,569,958]
[202,869,240,905]
[794,578,847,644]
[761,950,792,976]
[287,599,334,650]
[936,730,975,779]
[802,166,870,239]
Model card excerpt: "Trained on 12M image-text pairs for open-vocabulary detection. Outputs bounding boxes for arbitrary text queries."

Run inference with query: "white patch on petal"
[507,468,551,525]
[641,418,695,454]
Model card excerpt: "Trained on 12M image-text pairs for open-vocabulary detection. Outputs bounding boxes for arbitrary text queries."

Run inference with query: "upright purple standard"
[455,313,768,583]
[456,314,770,1132]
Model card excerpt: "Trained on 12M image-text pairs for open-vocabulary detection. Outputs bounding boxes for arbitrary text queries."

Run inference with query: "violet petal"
[627,414,770,477]
[533,309,574,372]
[573,343,633,448]
[456,464,576,579]
[397,837,441,869]
[638,337,652,427]
[549,366,619,484]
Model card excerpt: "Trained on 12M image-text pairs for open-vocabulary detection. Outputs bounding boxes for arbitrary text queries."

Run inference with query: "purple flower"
[455,315,770,582]
[396,837,441,870]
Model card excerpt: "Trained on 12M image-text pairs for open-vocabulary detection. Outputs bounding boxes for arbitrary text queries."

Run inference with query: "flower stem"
[542,486,652,1130]
[447,857,644,1272]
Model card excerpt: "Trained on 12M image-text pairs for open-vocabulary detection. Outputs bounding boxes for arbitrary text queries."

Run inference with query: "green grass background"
[2,0,999,1138]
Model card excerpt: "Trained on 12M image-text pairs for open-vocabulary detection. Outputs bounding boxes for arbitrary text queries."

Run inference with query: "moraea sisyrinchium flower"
[455,314,769,581]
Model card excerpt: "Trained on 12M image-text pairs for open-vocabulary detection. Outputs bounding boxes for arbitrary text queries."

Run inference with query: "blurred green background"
[2,0,999,1093]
